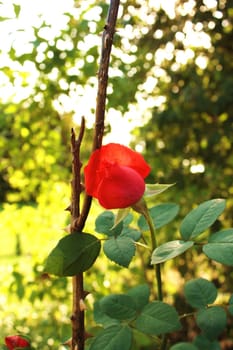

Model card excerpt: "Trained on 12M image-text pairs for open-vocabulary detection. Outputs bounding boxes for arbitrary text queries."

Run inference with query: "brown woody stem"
[92,0,120,151]
[70,1,120,349]
[74,0,120,233]
[70,119,85,350]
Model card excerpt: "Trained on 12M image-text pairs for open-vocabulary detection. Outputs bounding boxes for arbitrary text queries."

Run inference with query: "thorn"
[62,334,93,348]
[65,205,71,211]
[83,290,90,299]
[79,299,87,311]
[64,224,71,233]
[40,273,50,281]
[84,332,93,340]
[62,338,72,347]
[70,314,76,322]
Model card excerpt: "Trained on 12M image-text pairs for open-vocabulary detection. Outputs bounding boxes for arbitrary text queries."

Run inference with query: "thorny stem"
[75,0,120,231]
[70,119,86,350]
[71,119,85,225]
[70,1,120,349]
[92,0,120,151]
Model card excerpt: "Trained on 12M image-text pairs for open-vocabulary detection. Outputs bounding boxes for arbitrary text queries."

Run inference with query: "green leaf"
[132,329,153,348]
[103,236,135,267]
[196,306,227,340]
[193,335,221,350]
[95,211,123,236]
[203,230,233,266]
[180,199,226,240]
[203,244,233,266]
[14,4,21,17]
[120,227,141,241]
[144,183,175,198]
[44,233,101,276]
[94,300,120,327]
[170,343,198,350]
[113,208,131,228]
[89,324,132,350]
[184,278,217,308]
[151,240,194,264]
[99,294,137,320]
[228,294,233,316]
[138,203,179,231]
[126,284,150,311]
[135,301,181,335]
[208,228,233,243]
[122,213,134,225]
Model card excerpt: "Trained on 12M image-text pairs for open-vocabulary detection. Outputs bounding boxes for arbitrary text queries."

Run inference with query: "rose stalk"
[84,142,163,301]
[84,142,165,348]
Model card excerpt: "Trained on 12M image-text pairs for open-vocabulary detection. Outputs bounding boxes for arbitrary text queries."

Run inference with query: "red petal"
[99,143,151,178]
[97,164,145,209]
[84,143,150,198]
[5,335,30,349]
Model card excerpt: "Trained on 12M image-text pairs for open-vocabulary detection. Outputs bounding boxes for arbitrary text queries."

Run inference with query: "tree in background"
[128,0,233,220]
[0,0,232,214]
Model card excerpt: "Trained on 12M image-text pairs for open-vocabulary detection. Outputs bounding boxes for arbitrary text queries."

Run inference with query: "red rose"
[5,335,30,350]
[84,143,151,209]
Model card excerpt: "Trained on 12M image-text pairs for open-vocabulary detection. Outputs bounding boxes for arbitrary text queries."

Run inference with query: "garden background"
[0,0,233,348]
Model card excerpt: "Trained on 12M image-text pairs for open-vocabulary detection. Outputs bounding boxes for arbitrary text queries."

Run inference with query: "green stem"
[143,210,163,302]
[142,205,167,350]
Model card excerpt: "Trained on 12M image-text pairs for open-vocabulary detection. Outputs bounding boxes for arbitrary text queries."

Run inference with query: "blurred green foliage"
[0,0,233,348]
[130,0,233,220]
